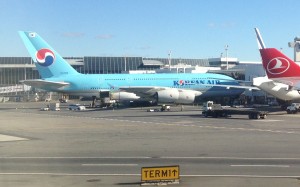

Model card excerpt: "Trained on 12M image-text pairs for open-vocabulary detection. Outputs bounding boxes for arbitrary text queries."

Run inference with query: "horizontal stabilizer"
[20,79,69,90]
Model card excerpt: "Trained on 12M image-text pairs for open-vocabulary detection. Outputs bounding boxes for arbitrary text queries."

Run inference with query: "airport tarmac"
[1,101,300,187]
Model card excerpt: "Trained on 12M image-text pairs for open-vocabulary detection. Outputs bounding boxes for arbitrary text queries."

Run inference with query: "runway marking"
[254,120,282,122]
[159,156,300,160]
[81,164,138,166]
[16,111,300,135]
[118,124,138,127]
[181,174,300,178]
[192,125,298,134]
[0,156,300,160]
[0,134,28,142]
[0,156,152,159]
[0,173,300,179]
[0,172,140,176]
[230,165,290,168]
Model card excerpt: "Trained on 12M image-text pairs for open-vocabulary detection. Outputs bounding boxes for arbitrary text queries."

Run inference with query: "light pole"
[168,50,172,71]
[225,45,229,70]
[124,56,127,72]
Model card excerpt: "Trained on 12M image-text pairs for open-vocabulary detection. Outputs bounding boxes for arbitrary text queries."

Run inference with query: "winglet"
[254,28,266,49]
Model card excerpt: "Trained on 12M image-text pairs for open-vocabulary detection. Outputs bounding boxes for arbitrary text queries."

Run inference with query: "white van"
[286,103,300,114]
[68,104,86,111]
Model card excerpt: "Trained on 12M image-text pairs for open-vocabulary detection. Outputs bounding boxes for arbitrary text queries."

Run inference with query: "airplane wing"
[271,78,300,88]
[201,78,260,90]
[120,84,259,97]
[119,86,168,96]
[119,86,203,104]
[20,79,69,89]
[201,84,260,91]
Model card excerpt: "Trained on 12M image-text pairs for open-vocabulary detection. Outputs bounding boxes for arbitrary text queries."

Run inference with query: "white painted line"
[0,173,140,176]
[0,134,28,142]
[196,126,299,135]
[0,156,151,159]
[258,120,282,122]
[8,111,300,135]
[0,173,299,179]
[82,164,138,166]
[181,174,300,178]
[0,156,299,160]
[231,165,290,168]
[160,156,300,160]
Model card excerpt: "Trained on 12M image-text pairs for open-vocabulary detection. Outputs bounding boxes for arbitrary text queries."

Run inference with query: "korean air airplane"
[19,31,249,104]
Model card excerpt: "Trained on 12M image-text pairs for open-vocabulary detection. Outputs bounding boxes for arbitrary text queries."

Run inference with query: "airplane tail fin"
[259,48,300,79]
[19,31,79,78]
[254,28,266,49]
[254,28,300,79]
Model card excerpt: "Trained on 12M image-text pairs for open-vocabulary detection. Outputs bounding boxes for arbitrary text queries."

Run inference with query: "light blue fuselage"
[45,73,243,98]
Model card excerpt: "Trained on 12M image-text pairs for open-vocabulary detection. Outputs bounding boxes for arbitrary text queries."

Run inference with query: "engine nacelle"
[156,89,201,104]
[110,91,140,101]
[177,90,199,104]
[156,89,179,103]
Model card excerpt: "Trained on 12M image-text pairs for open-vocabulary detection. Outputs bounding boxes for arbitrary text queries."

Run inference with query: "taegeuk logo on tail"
[35,48,55,67]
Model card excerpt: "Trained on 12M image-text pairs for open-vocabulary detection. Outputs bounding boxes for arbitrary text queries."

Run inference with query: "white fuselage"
[253,76,300,101]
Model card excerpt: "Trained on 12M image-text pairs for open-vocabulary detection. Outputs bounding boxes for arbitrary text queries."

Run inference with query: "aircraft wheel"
[248,114,252,119]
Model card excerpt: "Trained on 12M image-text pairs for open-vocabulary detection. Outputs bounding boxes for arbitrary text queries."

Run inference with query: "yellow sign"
[141,165,180,182]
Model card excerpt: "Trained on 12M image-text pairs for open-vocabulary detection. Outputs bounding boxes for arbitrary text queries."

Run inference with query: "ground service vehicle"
[59,98,68,103]
[286,103,300,114]
[49,103,60,111]
[202,101,268,119]
[160,105,171,111]
[68,104,86,111]
[147,105,171,112]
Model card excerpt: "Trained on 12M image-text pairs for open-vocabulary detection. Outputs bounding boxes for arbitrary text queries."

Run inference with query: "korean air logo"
[178,80,184,86]
[267,57,290,75]
[36,48,55,67]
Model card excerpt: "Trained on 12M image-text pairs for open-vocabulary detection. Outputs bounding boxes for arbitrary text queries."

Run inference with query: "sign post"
[141,165,180,185]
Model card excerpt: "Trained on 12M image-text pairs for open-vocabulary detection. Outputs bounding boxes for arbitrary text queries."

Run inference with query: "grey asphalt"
[0,102,300,186]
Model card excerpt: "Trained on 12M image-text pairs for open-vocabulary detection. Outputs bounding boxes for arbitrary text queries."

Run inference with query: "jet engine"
[177,90,201,104]
[110,91,140,101]
[155,89,201,104]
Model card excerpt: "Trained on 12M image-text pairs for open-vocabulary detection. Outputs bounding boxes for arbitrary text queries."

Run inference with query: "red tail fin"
[260,48,300,79]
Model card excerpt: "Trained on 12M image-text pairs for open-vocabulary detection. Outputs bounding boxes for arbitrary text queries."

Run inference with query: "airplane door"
[126,75,133,86]
[99,77,104,87]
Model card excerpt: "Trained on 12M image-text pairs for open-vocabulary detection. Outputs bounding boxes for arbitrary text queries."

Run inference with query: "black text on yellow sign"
[141,165,180,181]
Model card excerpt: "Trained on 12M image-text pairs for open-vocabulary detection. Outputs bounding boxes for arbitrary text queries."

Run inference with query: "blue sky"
[1,0,300,61]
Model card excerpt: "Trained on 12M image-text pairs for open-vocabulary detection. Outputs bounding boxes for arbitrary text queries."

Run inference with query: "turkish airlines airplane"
[254,28,300,103]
